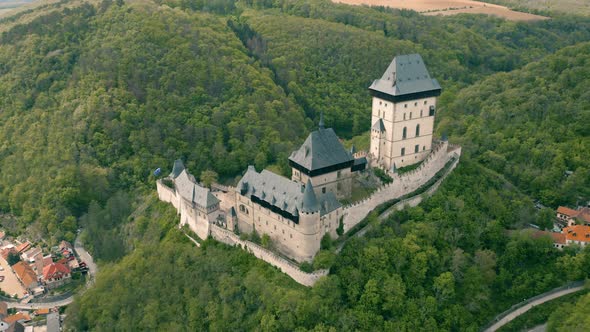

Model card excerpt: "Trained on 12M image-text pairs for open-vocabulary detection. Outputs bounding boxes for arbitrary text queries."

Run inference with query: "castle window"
[402,127,407,139]
[385,103,387,107]
[420,110,423,117]
[290,234,292,239]
[414,102,417,106]
[337,170,341,178]
[322,187,326,194]
[424,100,427,105]
[401,148,405,156]
[415,145,419,153]
[404,104,407,108]
[429,105,435,116]
[379,101,382,105]
[416,124,420,137]
[403,113,406,120]
[274,225,276,230]
[423,146,426,151]
[410,112,412,119]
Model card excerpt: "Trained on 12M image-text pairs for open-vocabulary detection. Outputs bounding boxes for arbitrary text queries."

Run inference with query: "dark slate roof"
[301,179,319,213]
[170,159,185,178]
[372,119,385,132]
[289,128,353,172]
[174,169,219,209]
[237,167,340,216]
[369,54,441,97]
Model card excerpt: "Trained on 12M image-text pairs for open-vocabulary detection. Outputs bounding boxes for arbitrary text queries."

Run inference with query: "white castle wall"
[209,225,329,287]
[342,142,462,232]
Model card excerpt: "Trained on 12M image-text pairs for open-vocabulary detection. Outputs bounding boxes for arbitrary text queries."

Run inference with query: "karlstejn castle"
[157,54,462,286]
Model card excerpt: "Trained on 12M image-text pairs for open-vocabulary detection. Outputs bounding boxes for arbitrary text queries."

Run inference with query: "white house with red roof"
[557,206,590,226]
[42,262,71,289]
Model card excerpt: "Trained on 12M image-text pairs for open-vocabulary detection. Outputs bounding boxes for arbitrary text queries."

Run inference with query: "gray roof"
[170,159,185,178]
[369,54,441,97]
[46,312,60,332]
[174,169,219,209]
[289,128,353,172]
[237,167,341,217]
[301,179,319,213]
[372,119,385,132]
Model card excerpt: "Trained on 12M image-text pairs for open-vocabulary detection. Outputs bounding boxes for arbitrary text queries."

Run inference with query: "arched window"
[416,124,420,137]
[402,127,407,139]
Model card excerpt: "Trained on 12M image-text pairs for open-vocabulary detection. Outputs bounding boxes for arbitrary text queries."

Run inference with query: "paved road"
[484,285,584,332]
[6,235,97,310]
[527,324,547,332]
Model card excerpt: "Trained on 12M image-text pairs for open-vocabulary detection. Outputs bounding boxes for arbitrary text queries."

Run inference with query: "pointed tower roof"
[369,54,441,102]
[170,159,185,178]
[301,179,320,213]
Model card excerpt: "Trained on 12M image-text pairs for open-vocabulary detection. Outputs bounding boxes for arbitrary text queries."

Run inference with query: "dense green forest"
[548,289,590,331]
[0,0,588,330]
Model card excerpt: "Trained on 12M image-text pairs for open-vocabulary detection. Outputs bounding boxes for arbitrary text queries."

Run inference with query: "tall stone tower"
[369,54,441,169]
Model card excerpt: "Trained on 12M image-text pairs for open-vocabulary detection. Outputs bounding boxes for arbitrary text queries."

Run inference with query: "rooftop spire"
[319,112,325,130]
[301,179,319,213]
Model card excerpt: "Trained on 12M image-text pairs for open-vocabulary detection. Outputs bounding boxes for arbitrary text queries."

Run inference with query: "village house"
[12,261,37,292]
[42,262,71,289]
[562,225,590,247]
[556,206,590,226]
[20,247,41,263]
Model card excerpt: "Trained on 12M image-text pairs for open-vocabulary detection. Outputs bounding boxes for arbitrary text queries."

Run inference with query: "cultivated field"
[332,0,549,21]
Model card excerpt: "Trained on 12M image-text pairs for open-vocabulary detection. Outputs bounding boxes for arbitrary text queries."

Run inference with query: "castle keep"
[157,54,456,271]
[369,54,441,169]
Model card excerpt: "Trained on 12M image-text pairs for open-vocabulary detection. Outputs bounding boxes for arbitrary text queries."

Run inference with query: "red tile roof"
[564,225,590,243]
[551,232,566,244]
[15,242,31,254]
[0,247,16,260]
[557,207,590,223]
[42,262,70,280]
[557,206,579,217]
[12,262,37,288]
[3,312,31,323]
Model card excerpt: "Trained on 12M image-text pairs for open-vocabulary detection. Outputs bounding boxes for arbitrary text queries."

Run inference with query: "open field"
[332,0,549,21]
[481,0,590,16]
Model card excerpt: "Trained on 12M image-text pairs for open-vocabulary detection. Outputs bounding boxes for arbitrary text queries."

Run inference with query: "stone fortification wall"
[209,225,329,287]
[156,180,179,211]
[342,142,461,232]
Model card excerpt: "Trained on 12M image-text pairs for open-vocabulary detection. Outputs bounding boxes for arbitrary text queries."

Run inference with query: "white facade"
[370,96,436,169]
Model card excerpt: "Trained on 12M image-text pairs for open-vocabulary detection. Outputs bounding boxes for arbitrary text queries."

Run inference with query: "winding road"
[483,283,585,332]
[6,235,97,310]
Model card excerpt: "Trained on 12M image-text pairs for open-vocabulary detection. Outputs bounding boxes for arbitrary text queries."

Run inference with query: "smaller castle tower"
[298,179,321,261]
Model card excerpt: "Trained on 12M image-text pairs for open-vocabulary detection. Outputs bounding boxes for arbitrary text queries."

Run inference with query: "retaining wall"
[210,225,328,287]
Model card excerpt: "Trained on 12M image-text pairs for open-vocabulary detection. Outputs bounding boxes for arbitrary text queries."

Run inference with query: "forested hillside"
[0,0,588,330]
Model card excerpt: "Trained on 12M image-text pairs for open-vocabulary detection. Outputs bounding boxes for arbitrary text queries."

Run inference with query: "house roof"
[564,225,590,243]
[15,242,30,254]
[0,248,16,260]
[58,241,72,250]
[174,169,219,209]
[288,127,353,172]
[2,313,30,324]
[43,263,70,280]
[12,262,37,288]
[558,207,590,223]
[557,206,579,217]
[42,256,53,267]
[237,167,341,217]
[551,232,566,244]
[22,247,41,260]
[369,54,441,99]
[33,308,49,316]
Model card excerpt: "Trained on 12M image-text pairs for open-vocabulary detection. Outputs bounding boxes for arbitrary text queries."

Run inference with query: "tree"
[537,208,555,230]
[200,170,218,189]
[7,252,20,266]
[261,233,271,249]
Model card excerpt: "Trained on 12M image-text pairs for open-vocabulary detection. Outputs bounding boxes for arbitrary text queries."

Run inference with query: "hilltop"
[0,0,587,329]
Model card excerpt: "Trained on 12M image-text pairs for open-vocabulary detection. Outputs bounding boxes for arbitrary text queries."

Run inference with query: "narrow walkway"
[483,284,584,332]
